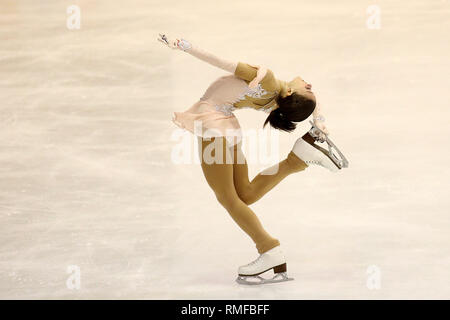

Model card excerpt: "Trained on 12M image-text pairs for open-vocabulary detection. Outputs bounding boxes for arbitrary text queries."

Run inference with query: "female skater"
[158,34,343,284]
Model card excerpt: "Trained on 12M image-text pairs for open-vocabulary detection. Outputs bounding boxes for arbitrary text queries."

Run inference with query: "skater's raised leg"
[198,137,280,254]
[232,143,308,205]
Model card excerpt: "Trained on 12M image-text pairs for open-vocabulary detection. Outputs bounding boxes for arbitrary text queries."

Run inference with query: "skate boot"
[292,121,349,172]
[236,246,294,285]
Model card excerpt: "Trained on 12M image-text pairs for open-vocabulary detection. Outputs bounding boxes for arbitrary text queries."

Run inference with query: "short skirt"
[172,75,250,146]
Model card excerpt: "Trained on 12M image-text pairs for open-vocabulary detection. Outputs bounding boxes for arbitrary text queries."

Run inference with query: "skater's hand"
[157,33,192,51]
[313,120,329,142]
[248,78,261,89]
[248,64,268,89]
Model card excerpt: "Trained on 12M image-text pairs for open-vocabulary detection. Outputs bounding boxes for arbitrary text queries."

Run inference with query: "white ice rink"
[1,0,449,299]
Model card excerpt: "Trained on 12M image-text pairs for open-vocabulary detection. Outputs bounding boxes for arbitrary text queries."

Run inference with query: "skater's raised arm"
[157,33,270,88]
[157,34,237,73]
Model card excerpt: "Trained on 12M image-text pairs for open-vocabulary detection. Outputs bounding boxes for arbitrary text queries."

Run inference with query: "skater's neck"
[277,79,289,97]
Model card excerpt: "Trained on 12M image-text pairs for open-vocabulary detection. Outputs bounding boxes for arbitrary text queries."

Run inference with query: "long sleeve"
[180,39,237,73]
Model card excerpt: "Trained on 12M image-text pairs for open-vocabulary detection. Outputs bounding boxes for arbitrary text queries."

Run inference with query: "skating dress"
[172,62,282,145]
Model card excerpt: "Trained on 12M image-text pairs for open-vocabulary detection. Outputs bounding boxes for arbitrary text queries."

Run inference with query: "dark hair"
[263,92,316,132]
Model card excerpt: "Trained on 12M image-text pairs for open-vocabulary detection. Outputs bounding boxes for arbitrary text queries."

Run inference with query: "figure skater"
[158,34,348,284]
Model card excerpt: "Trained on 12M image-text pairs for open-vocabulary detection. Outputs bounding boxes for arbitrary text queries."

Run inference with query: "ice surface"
[1,0,449,299]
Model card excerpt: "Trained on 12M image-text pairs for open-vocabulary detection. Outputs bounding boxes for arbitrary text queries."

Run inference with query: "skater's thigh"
[231,143,251,196]
[232,141,247,165]
[200,162,234,197]
[198,137,235,195]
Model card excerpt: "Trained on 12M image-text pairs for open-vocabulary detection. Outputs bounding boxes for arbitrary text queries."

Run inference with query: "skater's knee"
[215,192,240,210]
[236,188,258,206]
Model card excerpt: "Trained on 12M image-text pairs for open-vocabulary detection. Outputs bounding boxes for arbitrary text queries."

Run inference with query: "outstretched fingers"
[157,33,179,49]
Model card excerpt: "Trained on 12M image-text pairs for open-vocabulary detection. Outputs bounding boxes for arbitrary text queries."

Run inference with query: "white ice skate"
[292,121,349,172]
[236,246,294,285]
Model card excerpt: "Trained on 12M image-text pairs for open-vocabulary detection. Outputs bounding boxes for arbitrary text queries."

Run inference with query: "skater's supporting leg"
[199,137,280,254]
[232,143,308,205]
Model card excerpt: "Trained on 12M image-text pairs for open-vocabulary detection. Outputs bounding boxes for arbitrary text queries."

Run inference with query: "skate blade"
[308,121,349,169]
[236,272,294,285]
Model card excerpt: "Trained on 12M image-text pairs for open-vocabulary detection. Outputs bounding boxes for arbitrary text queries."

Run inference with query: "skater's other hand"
[248,65,267,89]
[157,33,180,50]
[314,120,329,142]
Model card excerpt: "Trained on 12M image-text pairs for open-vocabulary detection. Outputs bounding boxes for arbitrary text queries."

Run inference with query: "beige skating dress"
[172,51,282,146]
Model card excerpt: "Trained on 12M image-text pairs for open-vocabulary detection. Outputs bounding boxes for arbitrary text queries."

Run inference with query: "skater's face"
[286,76,316,102]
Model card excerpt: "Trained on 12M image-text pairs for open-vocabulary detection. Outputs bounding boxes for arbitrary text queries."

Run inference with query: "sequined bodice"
[200,75,278,117]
